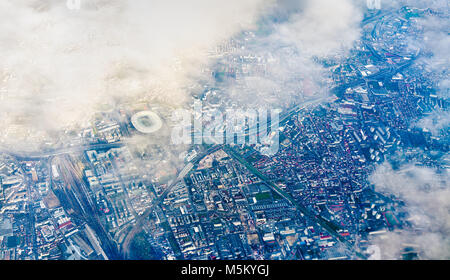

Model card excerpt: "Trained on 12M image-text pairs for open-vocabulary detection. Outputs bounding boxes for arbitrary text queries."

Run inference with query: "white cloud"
[0,0,271,149]
[0,0,366,150]
[276,0,363,57]
[369,162,450,259]
[219,0,364,108]
[415,110,450,136]
[413,12,450,99]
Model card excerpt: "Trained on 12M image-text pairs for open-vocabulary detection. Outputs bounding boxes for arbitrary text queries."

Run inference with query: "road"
[0,95,328,160]
[0,142,124,161]
[223,146,367,259]
[119,144,224,258]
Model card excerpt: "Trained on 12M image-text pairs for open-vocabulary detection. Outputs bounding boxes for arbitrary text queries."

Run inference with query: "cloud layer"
[214,0,363,108]
[276,0,363,57]
[0,0,271,149]
[369,162,450,259]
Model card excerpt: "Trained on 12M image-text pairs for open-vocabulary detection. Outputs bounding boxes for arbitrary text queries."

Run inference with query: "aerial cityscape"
[0,0,448,261]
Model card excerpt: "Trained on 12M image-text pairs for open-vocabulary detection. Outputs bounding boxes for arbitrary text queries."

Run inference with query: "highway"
[0,142,124,161]
[223,146,367,259]
[0,95,329,161]
[119,144,224,258]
